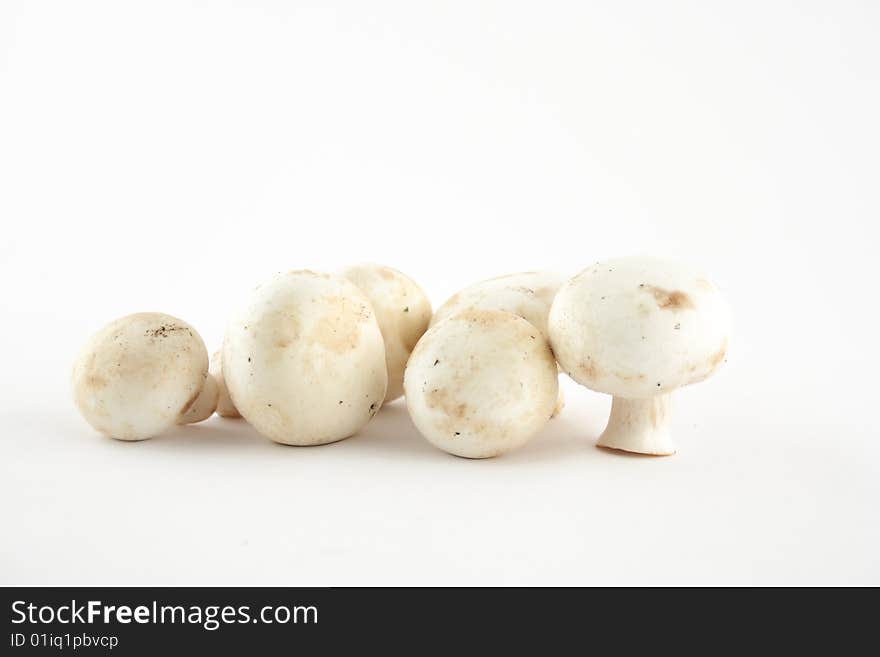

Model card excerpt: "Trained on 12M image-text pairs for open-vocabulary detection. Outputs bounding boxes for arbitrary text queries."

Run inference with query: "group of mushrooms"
[72,257,731,457]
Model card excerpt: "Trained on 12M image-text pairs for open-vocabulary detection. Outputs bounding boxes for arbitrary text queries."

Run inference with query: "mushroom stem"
[597,394,675,456]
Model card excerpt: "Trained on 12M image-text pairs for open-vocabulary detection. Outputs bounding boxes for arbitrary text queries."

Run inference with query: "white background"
[1,1,877,585]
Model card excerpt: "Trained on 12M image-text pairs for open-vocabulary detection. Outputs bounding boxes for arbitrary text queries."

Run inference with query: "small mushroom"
[209,349,240,418]
[431,271,568,416]
[71,312,209,441]
[548,256,731,455]
[338,263,432,402]
[223,270,387,445]
[404,309,558,458]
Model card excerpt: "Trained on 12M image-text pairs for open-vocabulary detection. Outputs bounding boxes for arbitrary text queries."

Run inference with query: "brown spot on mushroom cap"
[454,308,507,326]
[642,285,694,311]
[425,387,469,419]
[84,374,107,390]
[264,310,301,353]
[424,386,477,438]
[708,339,727,369]
[310,296,371,354]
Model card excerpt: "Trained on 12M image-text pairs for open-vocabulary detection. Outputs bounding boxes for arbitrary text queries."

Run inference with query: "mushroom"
[209,349,240,418]
[404,309,558,458]
[431,271,568,416]
[223,270,387,445]
[338,263,432,402]
[71,312,209,441]
[548,256,731,455]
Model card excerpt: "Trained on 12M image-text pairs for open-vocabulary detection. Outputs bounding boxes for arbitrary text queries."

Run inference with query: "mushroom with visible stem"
[338,263,432,403]
[72,312,210,440]
[223,270,387,445]
[404,309,558,458]
[548,256,731,455]
[430,271,568,417]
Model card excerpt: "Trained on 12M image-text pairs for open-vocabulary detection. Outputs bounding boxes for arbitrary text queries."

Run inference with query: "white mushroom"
[338,263,432,402]
[548,256,731,455]
[71,312,209,441]
[178,372,218,424]
[223,270,387,445]
[210,349,240,418]
[431,271,567,416]
[404,309,558,458]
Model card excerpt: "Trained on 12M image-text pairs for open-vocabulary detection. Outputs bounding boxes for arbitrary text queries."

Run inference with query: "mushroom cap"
[71,312,209,440]
[178,372,219,424]
[338,263,432,402]
[209,349,240,418]
[223,270,388,445]
[404,309,558,458]
[548,256,731,399]
[430,271,566,340]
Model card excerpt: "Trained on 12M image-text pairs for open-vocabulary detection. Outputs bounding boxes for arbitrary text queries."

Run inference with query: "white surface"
[1,0,877,585]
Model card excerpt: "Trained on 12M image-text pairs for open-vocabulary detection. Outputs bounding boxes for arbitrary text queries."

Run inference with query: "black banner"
[0,587,871,653]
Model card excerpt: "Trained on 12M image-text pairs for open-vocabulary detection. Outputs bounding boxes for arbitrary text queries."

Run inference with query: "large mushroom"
[548,256,731,455]
[338,263,432,402]
[72,312,209,440]
[223,270,387,445]
[404,309,558,458]
[431,271,567,415]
